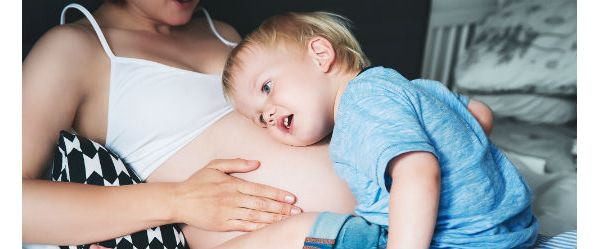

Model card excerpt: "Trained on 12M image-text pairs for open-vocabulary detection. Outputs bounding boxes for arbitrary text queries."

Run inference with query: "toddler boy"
[222,12,538,248]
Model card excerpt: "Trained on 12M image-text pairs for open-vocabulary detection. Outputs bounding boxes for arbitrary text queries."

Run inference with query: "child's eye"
[261,80,272,94]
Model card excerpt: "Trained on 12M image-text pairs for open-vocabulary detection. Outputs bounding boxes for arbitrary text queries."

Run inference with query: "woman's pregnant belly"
[147,112,356,248]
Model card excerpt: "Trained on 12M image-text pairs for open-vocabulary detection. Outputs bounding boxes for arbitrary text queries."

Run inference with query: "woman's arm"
[23,180,177,244]
[23,26,299,245]
[24,159,299,245]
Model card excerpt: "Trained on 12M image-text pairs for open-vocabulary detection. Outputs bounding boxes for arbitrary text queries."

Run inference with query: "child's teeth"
[284,117,290,128]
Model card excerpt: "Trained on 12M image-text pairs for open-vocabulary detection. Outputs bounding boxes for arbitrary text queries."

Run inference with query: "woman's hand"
[172,158,302,232]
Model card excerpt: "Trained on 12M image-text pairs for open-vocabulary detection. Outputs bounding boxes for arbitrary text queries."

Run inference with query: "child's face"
[230,45,337,146]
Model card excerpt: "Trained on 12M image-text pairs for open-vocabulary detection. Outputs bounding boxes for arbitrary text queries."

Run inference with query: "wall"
[23,0,430,78]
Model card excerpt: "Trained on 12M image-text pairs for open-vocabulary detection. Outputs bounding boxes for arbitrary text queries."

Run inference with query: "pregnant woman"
[23,0,355,248]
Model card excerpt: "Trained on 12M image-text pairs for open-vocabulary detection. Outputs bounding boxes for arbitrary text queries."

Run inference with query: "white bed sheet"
[490,118,576,236]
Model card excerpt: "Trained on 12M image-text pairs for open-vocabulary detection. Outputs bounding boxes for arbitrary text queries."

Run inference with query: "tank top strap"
[199,8,238,48]
[60,3,115,59]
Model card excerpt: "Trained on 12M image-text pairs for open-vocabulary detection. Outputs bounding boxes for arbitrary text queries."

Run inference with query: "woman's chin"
[166,16,193,26]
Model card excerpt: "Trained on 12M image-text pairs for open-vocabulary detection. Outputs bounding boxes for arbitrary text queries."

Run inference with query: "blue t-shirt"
[330,67,538,248]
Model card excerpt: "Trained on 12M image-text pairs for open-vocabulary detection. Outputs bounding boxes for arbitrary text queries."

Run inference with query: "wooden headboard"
[421,0,503,87]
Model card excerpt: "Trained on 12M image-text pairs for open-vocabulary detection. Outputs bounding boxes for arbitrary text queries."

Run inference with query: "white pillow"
[454,0,576,95]
[471,93,576,124]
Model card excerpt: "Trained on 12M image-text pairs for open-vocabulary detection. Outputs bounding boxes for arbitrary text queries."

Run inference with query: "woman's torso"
[63,4,355,248]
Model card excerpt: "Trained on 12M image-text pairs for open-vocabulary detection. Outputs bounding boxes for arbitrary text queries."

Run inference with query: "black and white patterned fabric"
[50,131,189,249]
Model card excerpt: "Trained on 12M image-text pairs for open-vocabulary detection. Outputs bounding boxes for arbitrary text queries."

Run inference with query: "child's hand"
[467,99,494,135]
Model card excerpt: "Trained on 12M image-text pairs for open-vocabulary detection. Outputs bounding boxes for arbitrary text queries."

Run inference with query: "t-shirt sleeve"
[340,85,438,191]
[456,93,470,107]
[411,79,470,107]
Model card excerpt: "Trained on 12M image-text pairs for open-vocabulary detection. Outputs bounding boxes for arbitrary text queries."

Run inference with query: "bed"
[421,0,577,244]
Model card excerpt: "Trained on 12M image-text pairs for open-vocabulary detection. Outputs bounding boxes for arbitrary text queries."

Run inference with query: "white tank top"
[60,3,235,180]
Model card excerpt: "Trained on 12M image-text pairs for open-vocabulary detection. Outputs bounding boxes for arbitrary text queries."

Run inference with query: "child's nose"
[264,106,277,126]
[266,112,276,126]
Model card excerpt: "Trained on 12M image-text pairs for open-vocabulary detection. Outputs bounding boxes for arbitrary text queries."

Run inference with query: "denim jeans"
[303,212,387,249]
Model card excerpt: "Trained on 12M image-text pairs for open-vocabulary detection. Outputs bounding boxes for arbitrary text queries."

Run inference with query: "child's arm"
[467,99,494,135]
[386,151,440,249]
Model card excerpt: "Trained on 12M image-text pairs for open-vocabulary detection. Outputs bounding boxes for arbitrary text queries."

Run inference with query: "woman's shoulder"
[187,17,241,43]
[39,23,104,53]
[27,23,107,67]
[24,23,109,89]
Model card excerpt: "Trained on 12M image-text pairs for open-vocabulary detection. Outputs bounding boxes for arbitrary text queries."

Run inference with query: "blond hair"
[222,11,370,97]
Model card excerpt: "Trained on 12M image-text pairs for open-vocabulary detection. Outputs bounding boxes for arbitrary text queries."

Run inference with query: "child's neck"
[333,68,362,121]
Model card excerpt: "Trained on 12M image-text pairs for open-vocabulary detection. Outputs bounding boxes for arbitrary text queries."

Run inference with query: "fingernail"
[284,195,295,203]
[247,160,259,166]
[291,207,302,215]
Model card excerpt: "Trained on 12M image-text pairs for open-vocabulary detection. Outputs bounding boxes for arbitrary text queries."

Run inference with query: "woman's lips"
[173,0,195,9]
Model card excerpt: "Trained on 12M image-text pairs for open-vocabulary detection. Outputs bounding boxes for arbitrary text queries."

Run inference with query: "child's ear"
[307,36,335,73]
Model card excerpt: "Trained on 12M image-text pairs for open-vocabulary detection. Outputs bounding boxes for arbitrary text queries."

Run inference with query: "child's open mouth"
[283,114,294,129]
